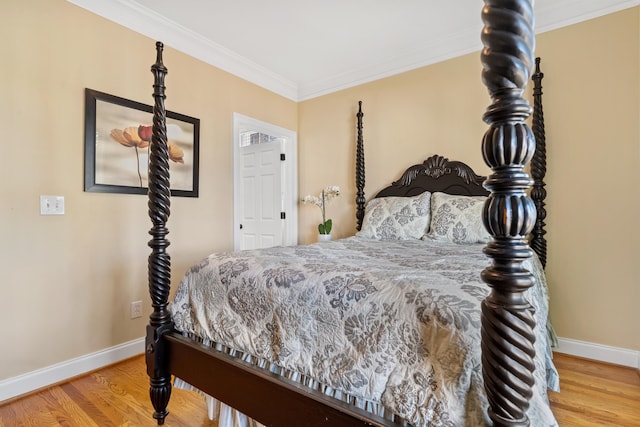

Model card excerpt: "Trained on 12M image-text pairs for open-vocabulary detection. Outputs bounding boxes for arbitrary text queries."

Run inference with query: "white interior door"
[233,113,297,251]
[239,141,283,250]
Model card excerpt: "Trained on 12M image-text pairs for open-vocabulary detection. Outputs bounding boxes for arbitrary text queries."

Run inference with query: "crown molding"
[67,0,639,101]
[298,28,482,101]
[66,0,299,101]
[298,0,640,100]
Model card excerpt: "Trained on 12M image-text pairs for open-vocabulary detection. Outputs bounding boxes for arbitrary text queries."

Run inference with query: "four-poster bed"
[146,1,554,425]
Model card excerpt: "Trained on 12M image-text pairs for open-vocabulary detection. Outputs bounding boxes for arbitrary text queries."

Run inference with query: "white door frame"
[233,113,298,250]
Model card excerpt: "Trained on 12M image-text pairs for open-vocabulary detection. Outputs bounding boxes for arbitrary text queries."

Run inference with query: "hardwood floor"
[0,356,216,427]
[0,353,638,426]
[549,353,640,426]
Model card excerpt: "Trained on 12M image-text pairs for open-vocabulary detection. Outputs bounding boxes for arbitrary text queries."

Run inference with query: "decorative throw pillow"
[426,192,491,244]
[357,192,431,240]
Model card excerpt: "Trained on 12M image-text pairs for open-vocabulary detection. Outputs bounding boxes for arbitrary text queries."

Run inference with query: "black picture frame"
[84,88,200,197]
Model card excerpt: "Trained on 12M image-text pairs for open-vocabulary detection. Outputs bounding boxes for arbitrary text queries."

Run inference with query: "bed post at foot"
[480,1,537,426]
[531,58,547,268]
[355,101,366,231]
[146,41,172,425]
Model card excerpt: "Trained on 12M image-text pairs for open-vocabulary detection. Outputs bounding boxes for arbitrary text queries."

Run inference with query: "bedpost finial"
[534,57,543,79]
[152,42,167,77]
[532,57,543,96]
[155,41,164,64]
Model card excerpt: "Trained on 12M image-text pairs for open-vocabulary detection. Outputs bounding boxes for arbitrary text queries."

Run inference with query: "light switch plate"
[40,195,64,215]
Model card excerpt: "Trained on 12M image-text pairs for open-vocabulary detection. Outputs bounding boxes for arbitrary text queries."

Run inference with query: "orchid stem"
[321,190,326,230]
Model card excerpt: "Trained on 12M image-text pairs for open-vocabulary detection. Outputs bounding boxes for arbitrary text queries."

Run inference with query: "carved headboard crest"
[395,155,485,187]
[373,155,488,199]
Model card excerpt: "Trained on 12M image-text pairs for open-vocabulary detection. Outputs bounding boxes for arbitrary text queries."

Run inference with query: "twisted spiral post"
[530,58,547,268]
[480,1,537,425]
[355,101,366,231]
[146,41,172,425]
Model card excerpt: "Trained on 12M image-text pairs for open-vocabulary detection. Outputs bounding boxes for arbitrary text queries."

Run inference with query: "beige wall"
[0,0,296,380]
[298,54,489,243]
[536,8,639,351]
[299,8,640,352]
[1,0,638,384]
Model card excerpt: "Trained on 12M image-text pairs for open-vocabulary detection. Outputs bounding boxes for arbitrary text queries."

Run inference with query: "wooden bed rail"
[164,332,400,427]
[480,0,538,425]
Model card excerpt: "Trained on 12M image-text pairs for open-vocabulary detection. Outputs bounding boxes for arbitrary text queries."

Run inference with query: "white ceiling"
[69,0,638,101]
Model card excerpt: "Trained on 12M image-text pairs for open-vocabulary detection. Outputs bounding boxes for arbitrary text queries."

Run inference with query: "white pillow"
[426,192,491,244]
[357,192,431,240]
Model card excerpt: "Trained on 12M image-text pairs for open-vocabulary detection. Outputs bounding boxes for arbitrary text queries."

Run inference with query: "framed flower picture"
[84,88,200,197]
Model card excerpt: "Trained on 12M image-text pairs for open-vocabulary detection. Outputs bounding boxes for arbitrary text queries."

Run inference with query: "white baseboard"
[2,335,637,404]
[555,337,640,369]
[0,337,144,403]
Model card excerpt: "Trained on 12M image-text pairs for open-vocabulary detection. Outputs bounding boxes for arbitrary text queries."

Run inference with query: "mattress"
[170,236,559,426]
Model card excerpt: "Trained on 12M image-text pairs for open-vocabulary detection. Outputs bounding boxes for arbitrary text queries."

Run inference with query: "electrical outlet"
[130,300,143,319]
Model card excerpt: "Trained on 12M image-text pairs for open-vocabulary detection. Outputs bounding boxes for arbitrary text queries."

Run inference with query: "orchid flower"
[301,186,340,234]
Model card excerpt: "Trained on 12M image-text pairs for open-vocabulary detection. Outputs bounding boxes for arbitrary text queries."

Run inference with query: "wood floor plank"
[557,369,640,402]
[0,357,216,427]
[1,353,639,426]
[35,386,100,427]
[549,352,640,427]
[64,373,151,426]
[58,382,115,425]
[552,353,640,386]
[545,409,616,427]
[549,385,640,426]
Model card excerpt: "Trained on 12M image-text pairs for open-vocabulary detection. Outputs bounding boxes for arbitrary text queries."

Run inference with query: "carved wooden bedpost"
[145,41,172,425]
[531,58,547,268]
[355,101,366,231]
[480,1,537,426]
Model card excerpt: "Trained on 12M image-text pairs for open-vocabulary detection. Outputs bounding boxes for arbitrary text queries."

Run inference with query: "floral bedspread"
[170,237,558,426]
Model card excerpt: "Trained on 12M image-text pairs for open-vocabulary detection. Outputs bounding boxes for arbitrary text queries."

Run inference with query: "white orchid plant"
[301,185,340,235]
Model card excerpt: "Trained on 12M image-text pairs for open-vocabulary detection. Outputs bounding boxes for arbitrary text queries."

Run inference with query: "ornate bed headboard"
[355,57,547,269]
[374,155,488,198]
